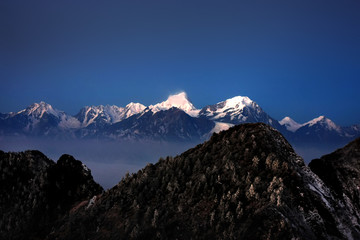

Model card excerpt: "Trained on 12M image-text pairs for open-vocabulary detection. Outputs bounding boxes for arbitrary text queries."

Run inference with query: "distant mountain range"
[1,92,359,146]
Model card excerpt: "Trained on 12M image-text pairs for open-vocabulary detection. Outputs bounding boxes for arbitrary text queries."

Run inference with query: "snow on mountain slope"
[279,117,302,132]
[199,96,260,121]
[105,107,214,141]
[21,102,80,129]
[24,102,61,118]
[76,103,145,128]
[343,124,360,138]
[122,102,146,119]
[216,96,254,114]
[1,96,359,144]
[198,95,283,131]
[0,102,81,137]
[289,115,349,145]
[149,92,200,117]
[75,105,123,127]
[302,116,341,133]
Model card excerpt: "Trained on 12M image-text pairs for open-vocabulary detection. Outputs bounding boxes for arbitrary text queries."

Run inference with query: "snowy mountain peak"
[198,95,265,124]
[306,115,325,126]
[28,101,53,111]
[125,102,146,112]
[24,102,60,118]
[279,117,302,132]
[304,116,341,132]
[123,102,146,118]
[12,102,81,129]
[222,96,255,110]
[149,92,199,116]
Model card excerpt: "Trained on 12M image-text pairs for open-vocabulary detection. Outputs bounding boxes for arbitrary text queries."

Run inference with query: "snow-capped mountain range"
[280,115,341,133]
[279,115,356,146]
[75,102,146,128]
[0,92,359,145]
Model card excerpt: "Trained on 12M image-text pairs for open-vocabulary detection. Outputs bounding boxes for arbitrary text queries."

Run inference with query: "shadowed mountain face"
[0,151,103,240]
[309,138,360,217]
[104,107,215,141]
[43,123,359,240]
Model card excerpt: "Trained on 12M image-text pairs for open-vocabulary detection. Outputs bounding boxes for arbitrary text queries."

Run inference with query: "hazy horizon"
[0,136,200,189]
[0,134,341,189]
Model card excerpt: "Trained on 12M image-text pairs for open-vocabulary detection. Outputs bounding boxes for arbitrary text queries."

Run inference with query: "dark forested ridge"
[309,138,360,220]
[1,123,360,239]
[0,151,103,240]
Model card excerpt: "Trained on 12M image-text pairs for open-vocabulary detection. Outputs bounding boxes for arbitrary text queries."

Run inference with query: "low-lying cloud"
[0,137,197,189]
[0,136,340,189]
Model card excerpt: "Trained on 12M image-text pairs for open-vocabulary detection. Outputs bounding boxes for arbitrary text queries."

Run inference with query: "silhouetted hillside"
[0,151,103,240]
[310,137,360,226]
[47,123,360,239]
[2,123,360,239]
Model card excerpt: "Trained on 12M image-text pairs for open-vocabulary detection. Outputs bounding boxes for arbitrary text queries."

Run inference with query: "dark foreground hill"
[49,124,360,239]
[0,151,103,240]
[309,138,360,225]
[1,123,360,239]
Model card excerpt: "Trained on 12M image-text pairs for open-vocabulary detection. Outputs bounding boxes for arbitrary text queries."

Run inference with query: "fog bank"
[0,137,198,189]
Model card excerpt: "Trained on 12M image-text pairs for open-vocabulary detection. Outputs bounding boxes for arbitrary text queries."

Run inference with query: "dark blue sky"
[1,0,359,125]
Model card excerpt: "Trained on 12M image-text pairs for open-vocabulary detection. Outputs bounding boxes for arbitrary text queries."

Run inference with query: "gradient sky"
[1,0,359,126]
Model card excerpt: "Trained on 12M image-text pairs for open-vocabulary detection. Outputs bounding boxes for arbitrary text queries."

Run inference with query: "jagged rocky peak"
[149,92,199,116]
[75,102,146,128]
[75,105,124,127]
[0,150,103,240]
[23,101,60,118]
[48,123,359,239]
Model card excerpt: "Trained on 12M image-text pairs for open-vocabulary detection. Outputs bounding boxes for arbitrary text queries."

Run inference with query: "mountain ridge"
[2,123,359,239]
[1,92,359,146]
[0,150,103,240]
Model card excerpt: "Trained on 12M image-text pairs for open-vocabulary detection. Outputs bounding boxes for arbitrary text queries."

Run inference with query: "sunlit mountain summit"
[149,92,199,117]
